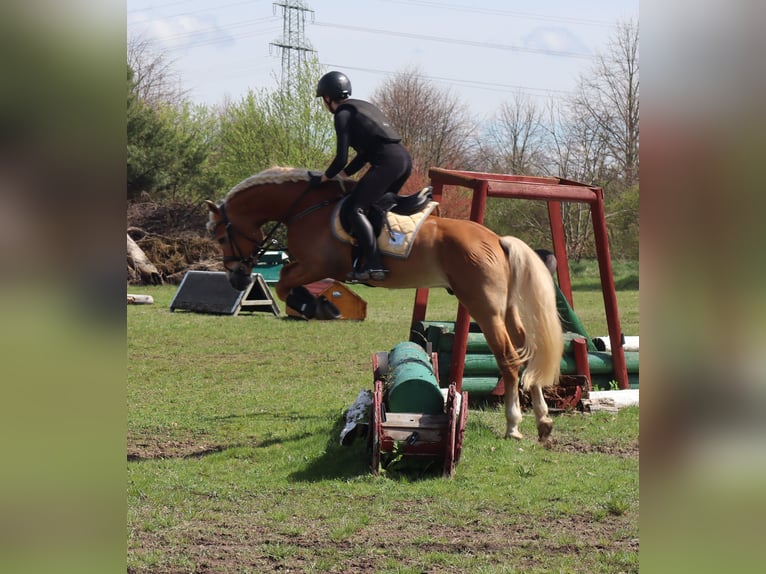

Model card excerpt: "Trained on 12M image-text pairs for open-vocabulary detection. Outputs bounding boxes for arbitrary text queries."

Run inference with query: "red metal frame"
[410,167,629,391]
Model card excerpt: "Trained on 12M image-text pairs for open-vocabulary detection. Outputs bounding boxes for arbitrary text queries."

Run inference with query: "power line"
[132,16,275,44]
[313,22,593,60]
[128,0,255,16]
[132,24,281,53]
[380,0,615,28]
[320,62,569,101]
[127,0,194,15]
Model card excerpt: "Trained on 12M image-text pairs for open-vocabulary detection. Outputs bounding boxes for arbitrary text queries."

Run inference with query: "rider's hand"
[307,171,323,188]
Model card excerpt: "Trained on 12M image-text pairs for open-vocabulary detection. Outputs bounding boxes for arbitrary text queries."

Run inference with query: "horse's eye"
[218,237,227,245]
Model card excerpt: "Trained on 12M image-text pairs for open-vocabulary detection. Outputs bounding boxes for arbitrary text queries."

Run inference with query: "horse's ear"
[204,200,220,215]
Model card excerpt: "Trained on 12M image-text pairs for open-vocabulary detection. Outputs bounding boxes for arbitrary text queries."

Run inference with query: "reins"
[217,181,343,266]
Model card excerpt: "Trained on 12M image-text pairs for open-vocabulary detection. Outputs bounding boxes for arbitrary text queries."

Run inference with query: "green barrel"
[386,342,444,414]
[388,341,431,368]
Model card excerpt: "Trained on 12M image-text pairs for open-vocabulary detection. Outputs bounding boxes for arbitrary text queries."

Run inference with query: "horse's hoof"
[537,419,553,443]
[505,430,524,440]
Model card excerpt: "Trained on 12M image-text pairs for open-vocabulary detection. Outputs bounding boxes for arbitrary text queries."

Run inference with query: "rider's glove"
[307,171,323,188]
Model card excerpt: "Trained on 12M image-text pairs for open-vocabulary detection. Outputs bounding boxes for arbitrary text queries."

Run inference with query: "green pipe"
[459,377,502,394]
[438,353,502,378]
[457,374,639,394]
[438,350,639,379]
[437,330,593,355]
[437,332,495,354]
[555,286,598,351]
[560,351,639,375]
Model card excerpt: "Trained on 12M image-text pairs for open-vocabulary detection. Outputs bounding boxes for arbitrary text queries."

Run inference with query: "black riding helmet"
[315,71,352,100]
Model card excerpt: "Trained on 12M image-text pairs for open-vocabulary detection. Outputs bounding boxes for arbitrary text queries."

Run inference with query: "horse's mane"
[225,167,308,202]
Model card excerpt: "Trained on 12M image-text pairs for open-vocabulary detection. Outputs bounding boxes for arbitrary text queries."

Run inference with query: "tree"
[127,65,175,198]
[371,67,475,185]
[606,184,639,260]
[471,92,552,245]
[543,99,610,260]
[214,58,334,188]
[571,19,639,188]
[127,65,221,202]
[543,20,639,259]
[127,36,187,108]
[476,92,548,176]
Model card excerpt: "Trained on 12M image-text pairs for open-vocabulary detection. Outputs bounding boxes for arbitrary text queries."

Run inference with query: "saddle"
[374,186,435,216]
[331,187,439,259]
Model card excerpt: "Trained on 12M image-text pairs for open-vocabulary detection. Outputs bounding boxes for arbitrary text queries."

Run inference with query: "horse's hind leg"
[508,298,553,444]
[501,305,526,439]
[503,371,523,440]
[479,319,524,439]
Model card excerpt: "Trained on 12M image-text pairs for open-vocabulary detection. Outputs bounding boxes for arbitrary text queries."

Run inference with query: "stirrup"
[367,269,387,281]
[347,268,387,282]
[347,269,371,282]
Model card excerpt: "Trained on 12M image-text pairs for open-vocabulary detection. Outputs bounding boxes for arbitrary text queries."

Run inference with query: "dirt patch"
[128,509,638,573]
[551,437,640,458]
[128,199,210,236]
[127,433,638,572]
[127,200,222,284]
[127,439,229,461]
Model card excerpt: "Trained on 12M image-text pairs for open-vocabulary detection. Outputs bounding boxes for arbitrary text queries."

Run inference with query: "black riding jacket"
[324,99,402,179]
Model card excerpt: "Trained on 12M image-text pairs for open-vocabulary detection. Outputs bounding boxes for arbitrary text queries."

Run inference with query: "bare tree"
[547,101,604,183]
[371,68,475,175]
[540,20,639,259]
[545,97,616,260]
[127,36,188,107]
[476,92,548,176]
[571,19,639,187]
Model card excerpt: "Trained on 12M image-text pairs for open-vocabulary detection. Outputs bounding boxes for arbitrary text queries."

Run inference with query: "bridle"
[216,202,263,268]
[211,181,344,269]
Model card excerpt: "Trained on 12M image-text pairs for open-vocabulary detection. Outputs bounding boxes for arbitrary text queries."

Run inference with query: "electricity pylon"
[269,1,315,93]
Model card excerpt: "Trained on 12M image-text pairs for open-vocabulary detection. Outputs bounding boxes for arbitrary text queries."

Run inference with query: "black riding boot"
[349,208,387,281]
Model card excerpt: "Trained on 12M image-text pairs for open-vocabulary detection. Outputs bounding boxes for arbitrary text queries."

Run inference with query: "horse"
[205,167,563,443]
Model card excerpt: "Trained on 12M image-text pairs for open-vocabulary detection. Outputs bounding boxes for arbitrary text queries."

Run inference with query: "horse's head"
[205,200,264,291]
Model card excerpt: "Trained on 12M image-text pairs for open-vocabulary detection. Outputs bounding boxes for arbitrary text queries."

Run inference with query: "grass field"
[127,261,639,573]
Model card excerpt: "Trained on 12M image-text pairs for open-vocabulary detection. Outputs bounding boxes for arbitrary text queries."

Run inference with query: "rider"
[310,70,412,282]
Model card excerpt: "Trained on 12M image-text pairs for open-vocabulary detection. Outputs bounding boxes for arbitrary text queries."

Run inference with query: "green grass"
[128,262,638,573]
[570,259,639,337]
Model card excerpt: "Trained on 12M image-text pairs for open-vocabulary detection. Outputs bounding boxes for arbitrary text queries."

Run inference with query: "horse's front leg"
[275,261,323,301]
[275,262,303,301]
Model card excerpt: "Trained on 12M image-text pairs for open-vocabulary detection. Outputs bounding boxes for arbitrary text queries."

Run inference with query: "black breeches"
[350,143,412,212]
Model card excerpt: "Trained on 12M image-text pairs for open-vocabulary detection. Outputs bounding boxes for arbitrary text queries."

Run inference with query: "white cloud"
[129,12,234,52]
[523,26,590,55]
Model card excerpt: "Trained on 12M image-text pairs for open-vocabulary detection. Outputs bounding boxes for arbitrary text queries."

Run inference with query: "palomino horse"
[205,167,563,443]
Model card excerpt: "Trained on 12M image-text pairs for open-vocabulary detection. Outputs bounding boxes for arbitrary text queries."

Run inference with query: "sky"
[127,0,638,118]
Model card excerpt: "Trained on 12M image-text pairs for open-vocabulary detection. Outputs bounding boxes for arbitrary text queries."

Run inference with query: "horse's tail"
[501,236,563,389]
